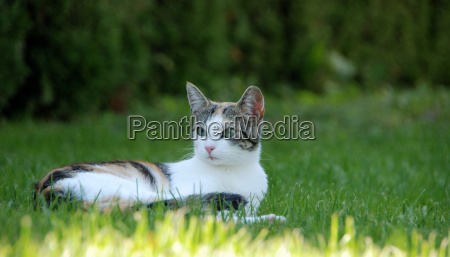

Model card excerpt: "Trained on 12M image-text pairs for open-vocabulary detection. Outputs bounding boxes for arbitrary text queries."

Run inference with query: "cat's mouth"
[208,156,217,160]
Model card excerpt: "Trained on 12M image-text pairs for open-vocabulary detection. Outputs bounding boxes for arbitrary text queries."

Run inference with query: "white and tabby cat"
[35,83,285,224]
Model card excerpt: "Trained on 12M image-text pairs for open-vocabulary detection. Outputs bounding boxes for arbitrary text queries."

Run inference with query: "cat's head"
[187,82,264,166]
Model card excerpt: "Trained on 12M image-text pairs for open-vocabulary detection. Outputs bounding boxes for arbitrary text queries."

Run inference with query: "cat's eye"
[223,128,235,138]
[197,126,206,137]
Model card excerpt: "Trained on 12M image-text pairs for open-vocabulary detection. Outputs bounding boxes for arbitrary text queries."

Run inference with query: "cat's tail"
[146,192,248,211]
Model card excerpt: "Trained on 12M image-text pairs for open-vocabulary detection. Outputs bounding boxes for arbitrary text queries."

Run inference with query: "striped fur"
[147,192,248,211]
[35,161,171,194]
[35,161,171,211]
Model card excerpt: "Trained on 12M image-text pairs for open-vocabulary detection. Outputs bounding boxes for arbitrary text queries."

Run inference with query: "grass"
[0,86,449,256]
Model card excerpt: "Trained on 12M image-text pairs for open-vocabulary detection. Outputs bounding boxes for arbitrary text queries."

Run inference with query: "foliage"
[0,1,30,113]
[1,0,450,118]
[0,0,151,118]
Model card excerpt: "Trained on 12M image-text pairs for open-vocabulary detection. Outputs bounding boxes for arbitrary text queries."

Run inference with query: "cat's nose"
[205,146,215,155]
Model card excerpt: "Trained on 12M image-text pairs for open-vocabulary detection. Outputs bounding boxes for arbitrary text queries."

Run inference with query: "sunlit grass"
[3,211,448,257]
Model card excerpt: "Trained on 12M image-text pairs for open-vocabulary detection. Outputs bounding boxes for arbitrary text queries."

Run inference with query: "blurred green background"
[1,0,449,119]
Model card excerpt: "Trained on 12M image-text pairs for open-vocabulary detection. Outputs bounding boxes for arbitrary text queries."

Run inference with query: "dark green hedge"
[1,0,449,118]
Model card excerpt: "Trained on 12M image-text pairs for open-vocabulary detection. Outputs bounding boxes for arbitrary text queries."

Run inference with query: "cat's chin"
[203,157,223,166]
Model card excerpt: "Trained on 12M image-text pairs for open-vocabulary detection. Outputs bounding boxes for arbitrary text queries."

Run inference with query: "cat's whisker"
[180,152,195,161]
[260,149,273,161]
[176,143,195,161]
[178,143,194,153]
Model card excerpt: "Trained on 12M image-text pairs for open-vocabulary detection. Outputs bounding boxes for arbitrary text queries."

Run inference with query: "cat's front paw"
[263,214,286,225]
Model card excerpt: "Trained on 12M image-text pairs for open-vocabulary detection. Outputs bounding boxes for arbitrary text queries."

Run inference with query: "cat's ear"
[236,86,264,119]
[186,82,210,115]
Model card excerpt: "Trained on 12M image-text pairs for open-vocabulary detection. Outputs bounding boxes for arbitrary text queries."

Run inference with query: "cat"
[35,83,285,224]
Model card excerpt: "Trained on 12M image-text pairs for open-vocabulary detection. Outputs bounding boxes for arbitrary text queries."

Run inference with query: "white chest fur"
[168,157,268,210]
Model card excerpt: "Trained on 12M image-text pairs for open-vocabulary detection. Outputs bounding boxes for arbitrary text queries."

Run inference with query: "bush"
[1,0,449,119]
[0,1,30,113]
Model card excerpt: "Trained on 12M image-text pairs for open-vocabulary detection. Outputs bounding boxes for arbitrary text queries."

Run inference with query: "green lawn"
[0,87,449,256]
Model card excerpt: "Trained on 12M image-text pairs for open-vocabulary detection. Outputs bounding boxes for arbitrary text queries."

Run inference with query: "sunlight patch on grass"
[3,211,448,257]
